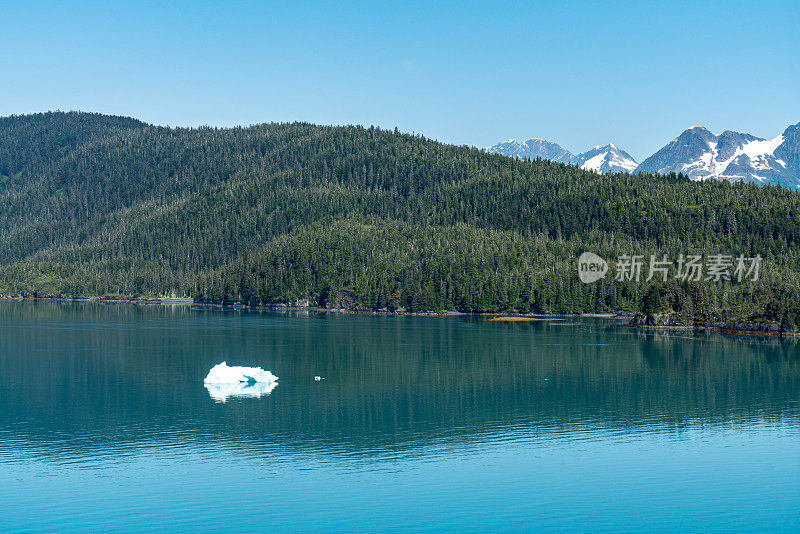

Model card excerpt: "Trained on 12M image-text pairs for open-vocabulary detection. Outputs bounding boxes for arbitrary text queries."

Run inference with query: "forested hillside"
[2,112,800,321]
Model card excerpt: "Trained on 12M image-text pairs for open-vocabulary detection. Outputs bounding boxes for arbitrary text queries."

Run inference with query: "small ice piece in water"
[205,381,278,403]
[204,361,278,385]
[314,376,324,381]
[204,362,278,403]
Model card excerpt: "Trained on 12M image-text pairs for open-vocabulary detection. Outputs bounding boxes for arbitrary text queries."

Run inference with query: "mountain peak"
[575,144,637,174]
[485,137,637,173]
[485,122,800,186]
[782,122,800,136]
[484,137,574,164]
[637,122,800,188]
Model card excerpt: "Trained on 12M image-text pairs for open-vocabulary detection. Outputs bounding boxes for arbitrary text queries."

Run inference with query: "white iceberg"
[204,361,278,384]
[205,381,278,403]
[204,362,278,402]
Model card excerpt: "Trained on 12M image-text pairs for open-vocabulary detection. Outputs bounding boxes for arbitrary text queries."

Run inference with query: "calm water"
[1,302,799,532]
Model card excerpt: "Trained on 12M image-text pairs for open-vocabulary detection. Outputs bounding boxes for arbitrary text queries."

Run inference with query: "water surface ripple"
[1,302,799,532]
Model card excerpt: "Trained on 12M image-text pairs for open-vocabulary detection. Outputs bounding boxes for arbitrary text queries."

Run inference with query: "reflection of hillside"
[1,301,799,461]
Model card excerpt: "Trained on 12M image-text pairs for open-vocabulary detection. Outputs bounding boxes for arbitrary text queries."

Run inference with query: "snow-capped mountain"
[574,143,638,173]
[484,138,574,164]
[636,123,800,188]
[484,139,637,173]
[485,121,800,188]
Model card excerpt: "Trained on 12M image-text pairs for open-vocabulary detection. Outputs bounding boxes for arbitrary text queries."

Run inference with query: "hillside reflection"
[1,301,798,463]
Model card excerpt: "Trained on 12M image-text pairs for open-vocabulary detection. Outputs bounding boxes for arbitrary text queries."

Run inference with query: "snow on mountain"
[636,123,800,188]
[484,122,800,187]
[483,138,637,173]
[484,138,574,164]
[574,143,638,174]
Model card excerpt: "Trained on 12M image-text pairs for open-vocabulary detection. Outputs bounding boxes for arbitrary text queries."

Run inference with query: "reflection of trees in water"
[1,302,799,460]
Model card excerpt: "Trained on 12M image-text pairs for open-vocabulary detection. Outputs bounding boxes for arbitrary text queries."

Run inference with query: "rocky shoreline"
[716,322,800,337]
[628,312,800,337]
[0,294,630,319]
[3,294,796,337]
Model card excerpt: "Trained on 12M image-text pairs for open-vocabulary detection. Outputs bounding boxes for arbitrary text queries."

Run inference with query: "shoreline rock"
[628,312,698,328]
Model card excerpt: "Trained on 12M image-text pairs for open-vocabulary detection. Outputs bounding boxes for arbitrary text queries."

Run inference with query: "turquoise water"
[1,302,799,532]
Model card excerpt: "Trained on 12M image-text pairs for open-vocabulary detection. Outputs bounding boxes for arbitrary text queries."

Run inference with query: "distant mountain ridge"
[485,121,800,188]
[636,123,800,188]
[486,138,574,164]
[484,139,638,174]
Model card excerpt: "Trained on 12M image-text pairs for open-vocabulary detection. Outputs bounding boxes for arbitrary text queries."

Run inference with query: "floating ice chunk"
[205,381,278,403]
[204,362,278,403]
[204,362,278,384]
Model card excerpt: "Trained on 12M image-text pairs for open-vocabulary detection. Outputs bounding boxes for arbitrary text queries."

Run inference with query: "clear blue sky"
[1,0,797,160]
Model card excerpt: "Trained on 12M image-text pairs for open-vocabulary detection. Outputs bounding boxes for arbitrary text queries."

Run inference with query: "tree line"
[1,112,799,321]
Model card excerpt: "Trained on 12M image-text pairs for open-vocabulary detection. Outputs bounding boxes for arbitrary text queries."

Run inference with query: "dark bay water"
[1,301,799,532]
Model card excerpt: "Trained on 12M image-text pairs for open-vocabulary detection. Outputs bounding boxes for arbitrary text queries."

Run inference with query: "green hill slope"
[1,112,800,320]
